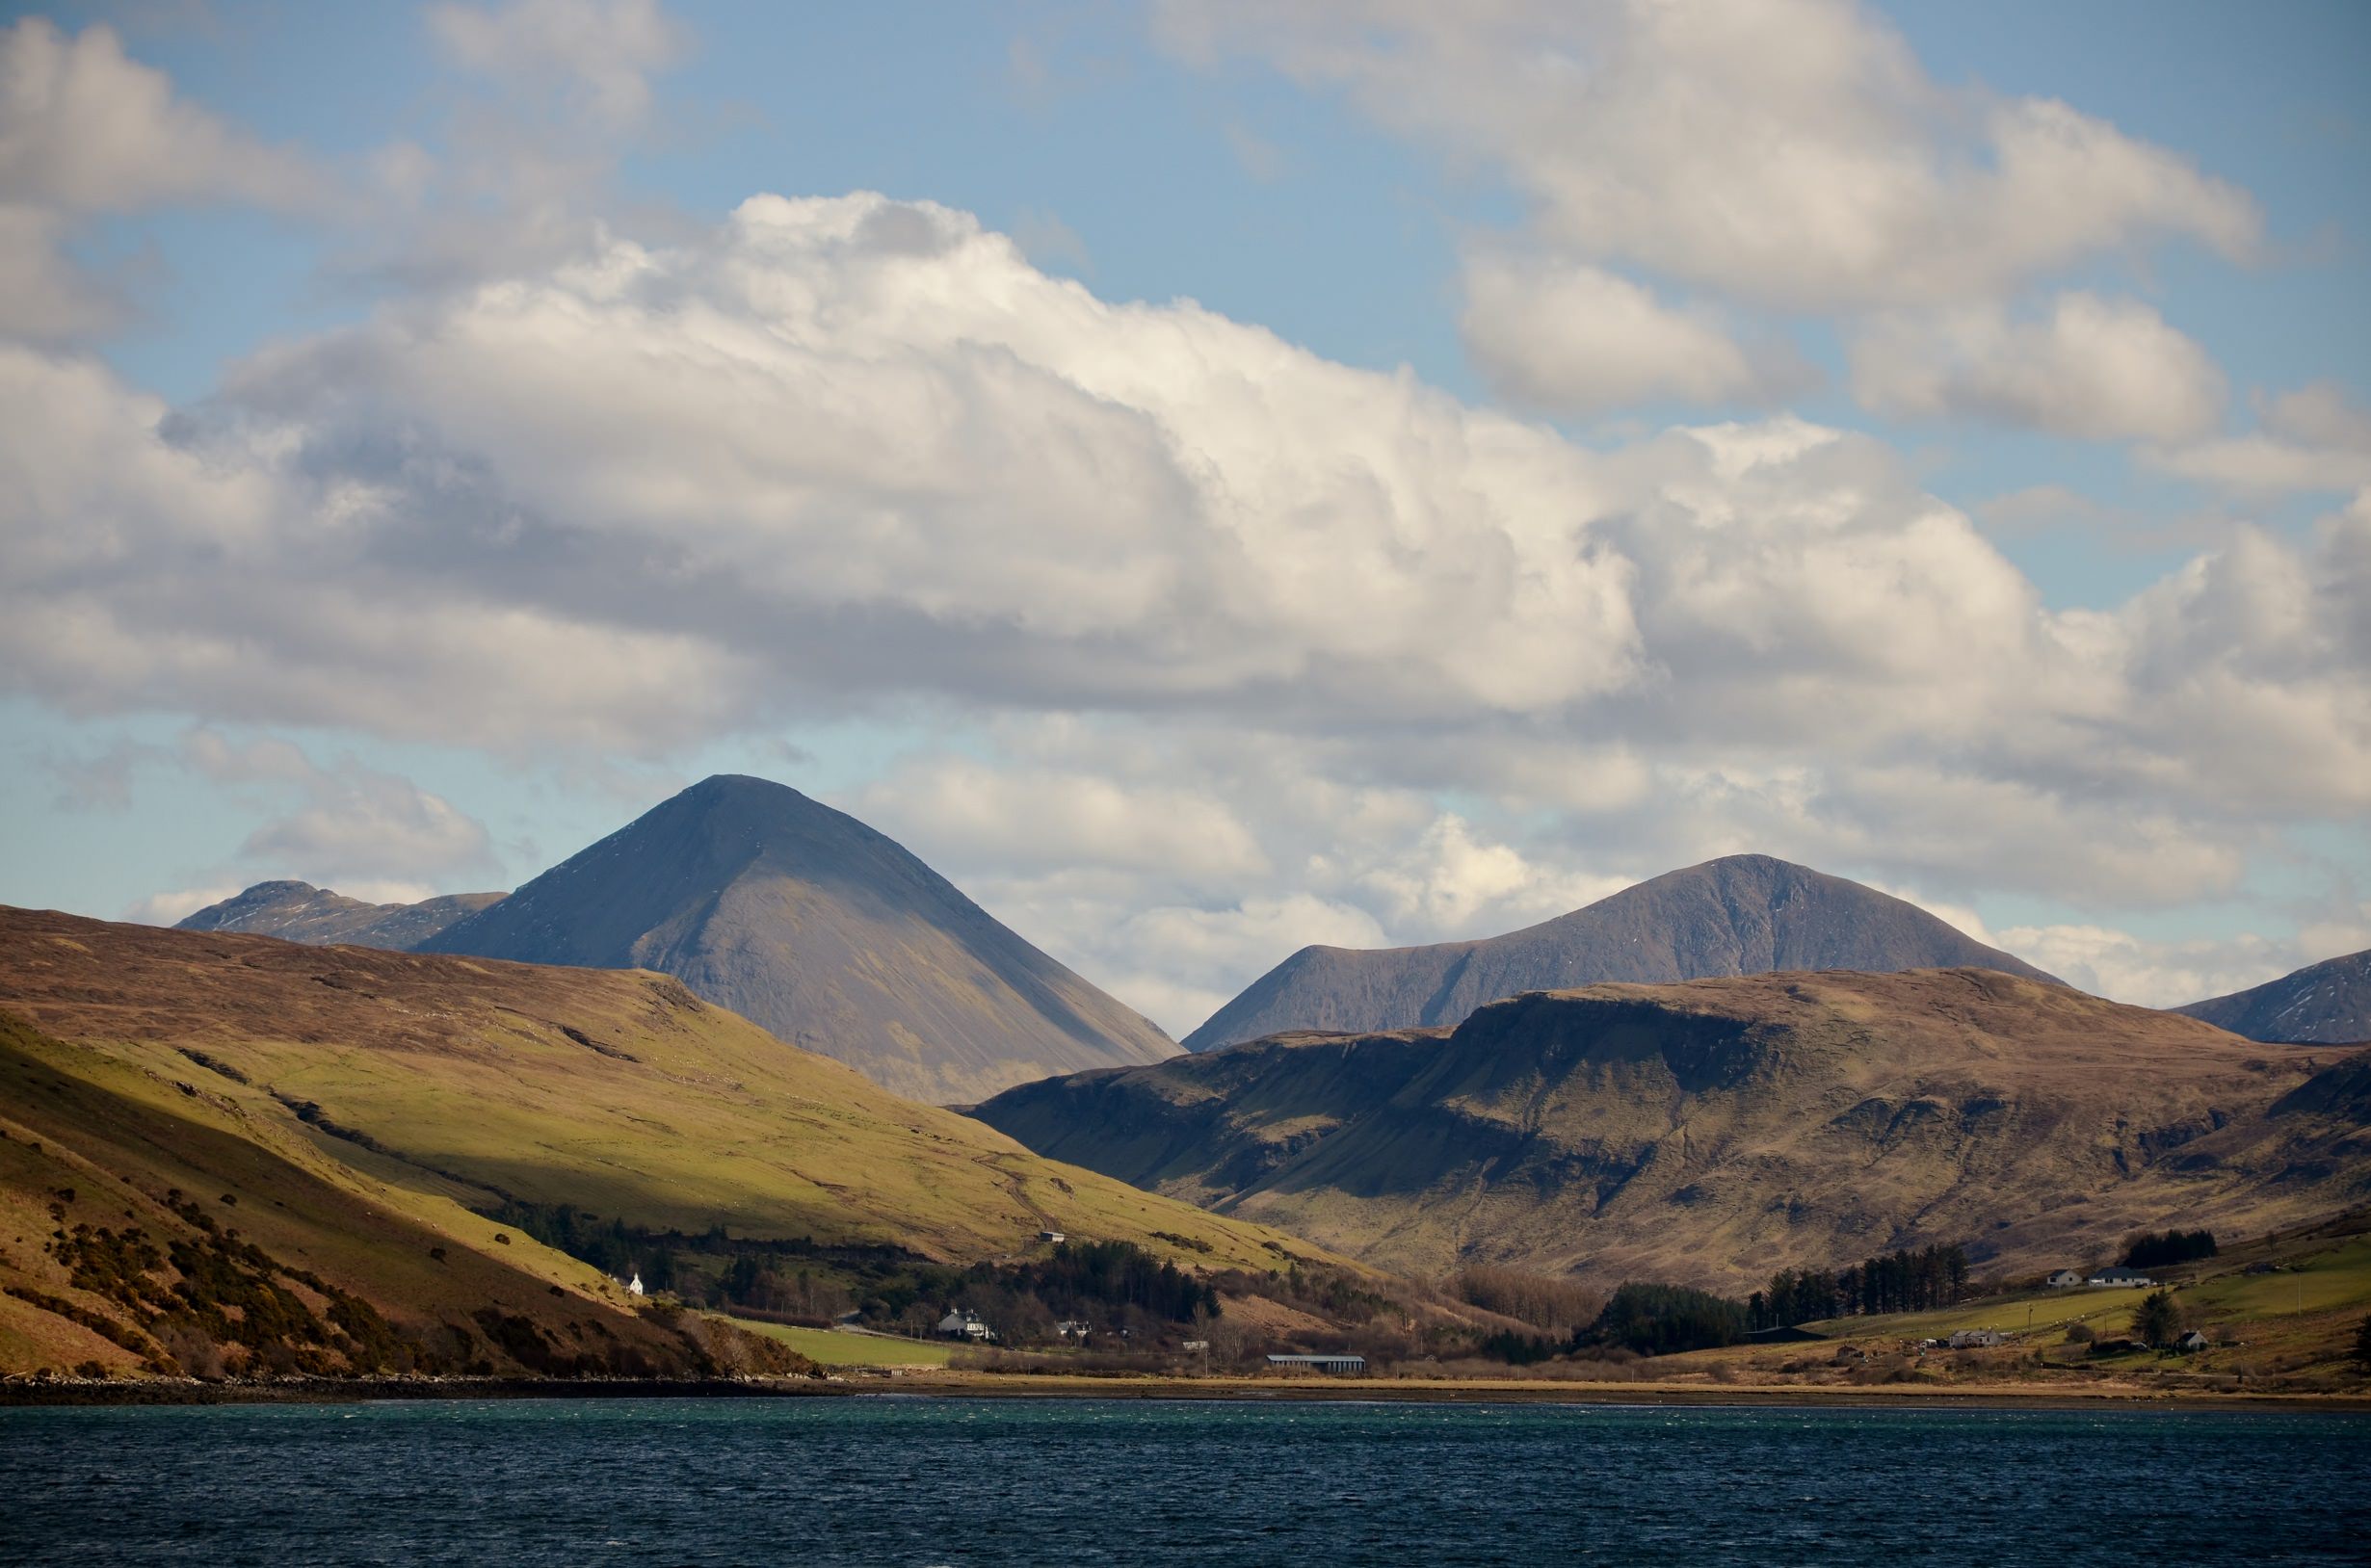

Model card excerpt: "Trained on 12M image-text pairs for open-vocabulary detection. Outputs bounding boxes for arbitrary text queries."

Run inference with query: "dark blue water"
[2,1396,2363,1564]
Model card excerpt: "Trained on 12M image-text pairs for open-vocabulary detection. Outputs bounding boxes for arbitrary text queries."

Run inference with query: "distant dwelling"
[1182,1340,1210,1352]
[1039,1229,1067,1243]
[2176,1329,2210,1353]
[936,1309,994,1341]
[1948,1329,2006,1348]
[2087,1267,2156,1288]
[2044,1269,2085,1290]
[1265,1353,1365,1374]
[1055,1320,1093,1342]
[626,1271,645,1297]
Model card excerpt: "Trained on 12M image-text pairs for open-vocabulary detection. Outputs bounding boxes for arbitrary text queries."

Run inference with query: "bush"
[2063,1321,2095,1345]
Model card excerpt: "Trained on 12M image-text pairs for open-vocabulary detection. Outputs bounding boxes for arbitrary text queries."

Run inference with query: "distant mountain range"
[179,775,1174,1103]
[1183,854,2060,1050]
[177,879,506,949]
[2175,949,2371,1045]
[977,968,2371,1292]
[0,907,1309,1381]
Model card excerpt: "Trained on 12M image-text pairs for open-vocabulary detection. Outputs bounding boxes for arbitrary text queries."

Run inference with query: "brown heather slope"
[0,908,1328,1377]
[975,968,2371,1294]
[1184,854,2058,1051]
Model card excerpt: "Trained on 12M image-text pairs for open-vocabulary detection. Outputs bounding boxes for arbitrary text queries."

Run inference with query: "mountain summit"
[416,774,1173,1102]
[1183,853,2058,1050]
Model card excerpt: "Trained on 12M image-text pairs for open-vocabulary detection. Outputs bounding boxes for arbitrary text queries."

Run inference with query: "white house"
[2087,1267,2155,1288]
[627,1271,645,1296]
[936,1308,993,1341]
[1948,1328,2006,1348]
[1039,1230,1067,1244]
[1055,1320,1092,1342]
[2044,1269,2084,1290]
[2176,1329,2209,1352]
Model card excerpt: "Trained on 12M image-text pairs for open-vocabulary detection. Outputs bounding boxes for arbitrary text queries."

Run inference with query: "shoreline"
[6,1371,2367,1413]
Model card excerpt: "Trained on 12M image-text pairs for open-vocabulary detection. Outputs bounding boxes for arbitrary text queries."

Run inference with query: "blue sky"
[3,0,2367,1029]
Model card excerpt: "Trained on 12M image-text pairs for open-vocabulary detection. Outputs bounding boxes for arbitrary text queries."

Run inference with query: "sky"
[1,0,2366,1035]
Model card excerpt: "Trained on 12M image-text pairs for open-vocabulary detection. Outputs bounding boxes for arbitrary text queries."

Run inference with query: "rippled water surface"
[3,1396,2364,1564]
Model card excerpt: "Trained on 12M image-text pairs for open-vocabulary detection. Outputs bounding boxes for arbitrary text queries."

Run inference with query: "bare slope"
[177,880,506,949]
[2175,948,2371,1045]
[0,907,1315,1354]
[416,774,1174,1104]
[1184,854,2059,1050]
[978,969,2371,1294]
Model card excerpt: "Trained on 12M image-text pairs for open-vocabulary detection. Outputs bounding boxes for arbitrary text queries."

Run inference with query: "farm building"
[2087,1267,2156,1287]
[2044,1269,2084,1290]
[1265,1353,1366,1374]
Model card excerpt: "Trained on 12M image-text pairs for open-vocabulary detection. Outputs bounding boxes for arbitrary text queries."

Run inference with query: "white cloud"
[1,193,2363,961]
[1461,253,1799,412]
[122,884,249,927]
[2153,382,2371,496]
[1154,2,2259,420]
[1995,924,2294,1010]
[1156,0,2258,313]
[0,18,328,342]
[180,729,494,882]
[429,0,685,132]
[1852,293,2225,442]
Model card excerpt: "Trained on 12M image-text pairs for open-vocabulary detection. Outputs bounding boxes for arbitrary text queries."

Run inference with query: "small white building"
[936,1308,993,1341]
[1055,1320,1093,1342]
[2176,1329,2209,1353]
[1948,1328,2006,1348]
[626,1271,645,1296]
[1039,1230,1067,1244]
[2087,1267,2155,1288]
[2044,1269,2084,1290]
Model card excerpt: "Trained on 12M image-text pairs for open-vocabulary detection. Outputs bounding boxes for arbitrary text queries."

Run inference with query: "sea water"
[2,1396,2363,1564]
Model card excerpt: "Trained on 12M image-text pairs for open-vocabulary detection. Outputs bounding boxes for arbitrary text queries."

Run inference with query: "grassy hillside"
[1790,1214,2371,1384]
[0,907,1324,1380]
[0,1013,802,1383]
[979,968,2371,1292]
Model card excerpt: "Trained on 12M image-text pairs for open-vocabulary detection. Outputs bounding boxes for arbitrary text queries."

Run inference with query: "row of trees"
[2121,1229,2217,1268]
[1750,1243,1971,1330]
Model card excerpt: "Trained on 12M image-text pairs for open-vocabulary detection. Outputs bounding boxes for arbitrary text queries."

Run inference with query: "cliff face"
[1184,854,2059,1051]
[980,967,2369,1292]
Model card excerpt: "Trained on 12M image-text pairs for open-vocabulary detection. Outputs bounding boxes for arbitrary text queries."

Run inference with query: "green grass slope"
[0,907,1326,1379]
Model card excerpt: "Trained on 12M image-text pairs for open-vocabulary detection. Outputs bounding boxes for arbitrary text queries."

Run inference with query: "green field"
[735,1320,954,1367]
[1800,1225,2371,1372]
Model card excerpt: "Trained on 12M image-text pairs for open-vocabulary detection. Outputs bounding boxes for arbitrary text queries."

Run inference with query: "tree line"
[1750,1243,1972,1330]
[2121,1229,2216,1268]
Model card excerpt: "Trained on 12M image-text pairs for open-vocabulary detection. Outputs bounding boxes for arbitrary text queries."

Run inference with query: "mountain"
[0,907,1316,1379]
[405,774,1174,1104]
[2174,949,2371,1045]
[975,968,2371,1293]
[176,879,507,949]
[1182,853,2060,1051]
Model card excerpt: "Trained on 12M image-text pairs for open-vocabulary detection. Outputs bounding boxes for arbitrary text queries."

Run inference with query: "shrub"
[2064,1322,2095,1345]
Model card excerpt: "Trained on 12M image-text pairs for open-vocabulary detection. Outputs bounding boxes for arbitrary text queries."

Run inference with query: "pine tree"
[2132,1289,2181,1347]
